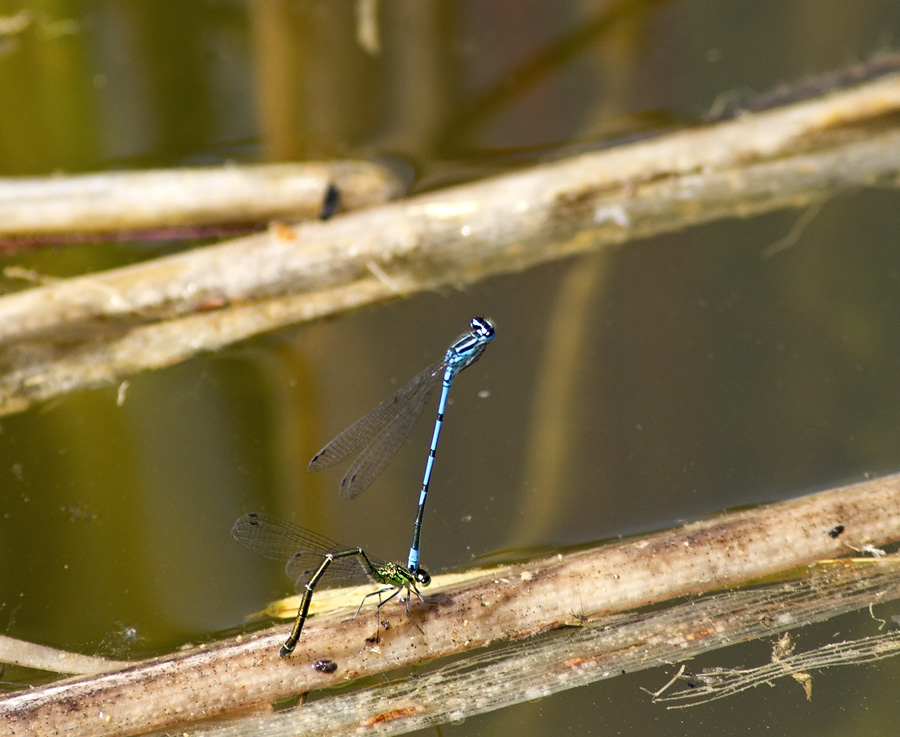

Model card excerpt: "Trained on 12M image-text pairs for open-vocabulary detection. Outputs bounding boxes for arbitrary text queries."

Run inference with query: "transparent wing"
[231,512,342,560]
[337,364,441,500]
[308,360,444,498]
[231,512,381,593]
[308,360,443,472]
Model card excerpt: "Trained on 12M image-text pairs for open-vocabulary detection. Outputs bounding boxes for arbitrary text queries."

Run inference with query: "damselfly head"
[414,566,431,587]
[470,316,496,340]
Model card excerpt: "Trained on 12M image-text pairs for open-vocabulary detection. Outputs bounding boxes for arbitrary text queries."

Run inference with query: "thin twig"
[0,161,402,237]
[0,635,128,675]
[0,73,900,414]
[653,630,900,708]
[187,557,900,736]
[2,471,900,737]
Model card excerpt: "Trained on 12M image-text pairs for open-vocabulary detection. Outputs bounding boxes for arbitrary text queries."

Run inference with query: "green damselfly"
[232,512,431,657]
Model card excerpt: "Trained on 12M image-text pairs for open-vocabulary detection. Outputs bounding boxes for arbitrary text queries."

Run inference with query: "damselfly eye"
[415,567,431,586]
